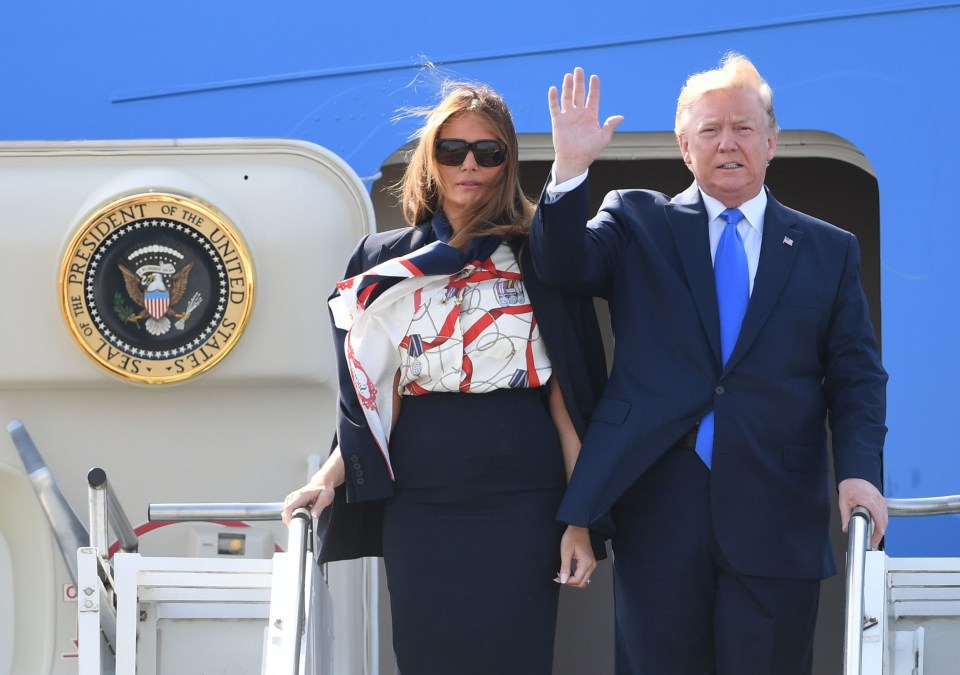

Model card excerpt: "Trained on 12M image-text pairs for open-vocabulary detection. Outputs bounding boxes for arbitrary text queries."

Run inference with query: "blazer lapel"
[667,184,722,365]
[374,222,433,265]
[724,191,804,371]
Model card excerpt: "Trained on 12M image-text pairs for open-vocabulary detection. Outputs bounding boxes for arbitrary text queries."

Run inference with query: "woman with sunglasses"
[283,82,607,674]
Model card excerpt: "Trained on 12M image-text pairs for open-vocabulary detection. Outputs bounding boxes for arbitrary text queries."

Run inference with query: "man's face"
[677,87,777,208]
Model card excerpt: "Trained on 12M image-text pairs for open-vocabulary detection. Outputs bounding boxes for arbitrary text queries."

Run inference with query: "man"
[530,54,888,674]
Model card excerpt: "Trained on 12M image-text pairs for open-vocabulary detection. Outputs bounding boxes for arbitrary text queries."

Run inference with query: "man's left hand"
[839,477,887,549]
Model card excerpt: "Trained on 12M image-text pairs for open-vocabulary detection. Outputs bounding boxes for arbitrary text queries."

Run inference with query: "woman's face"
[434,114,505,229]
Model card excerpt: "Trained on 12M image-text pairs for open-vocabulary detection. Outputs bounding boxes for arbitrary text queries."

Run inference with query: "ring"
[586,579,592,585]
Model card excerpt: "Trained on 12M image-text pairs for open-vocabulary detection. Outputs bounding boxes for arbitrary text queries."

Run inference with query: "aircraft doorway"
[368,130,881,675]
[519,132,881,675]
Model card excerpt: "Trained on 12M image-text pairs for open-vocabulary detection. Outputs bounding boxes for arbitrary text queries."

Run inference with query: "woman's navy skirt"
[382,386,567,675]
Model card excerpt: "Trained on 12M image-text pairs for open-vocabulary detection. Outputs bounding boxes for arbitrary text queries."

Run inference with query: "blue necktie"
[695,208,748,468]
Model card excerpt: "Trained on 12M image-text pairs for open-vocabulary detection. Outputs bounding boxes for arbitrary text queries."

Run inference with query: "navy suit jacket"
[319,221,608,564]
[530,179,887,580]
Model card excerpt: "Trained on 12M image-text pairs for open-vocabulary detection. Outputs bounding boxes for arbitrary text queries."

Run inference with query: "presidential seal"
[60,192,255,384]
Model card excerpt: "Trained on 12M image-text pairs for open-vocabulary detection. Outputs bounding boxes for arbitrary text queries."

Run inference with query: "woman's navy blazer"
[318,222,608,563]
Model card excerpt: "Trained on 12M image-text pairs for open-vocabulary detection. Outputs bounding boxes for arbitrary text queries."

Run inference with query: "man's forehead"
[695,111,760,126]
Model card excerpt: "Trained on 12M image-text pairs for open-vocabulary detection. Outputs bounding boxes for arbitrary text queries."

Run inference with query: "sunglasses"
[435,138,507,167]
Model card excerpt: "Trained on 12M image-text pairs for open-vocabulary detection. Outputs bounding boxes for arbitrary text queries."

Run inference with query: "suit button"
[714,385,726,396]
[356,477,365,485]
[350,454,360,462]
[353,461,362,470]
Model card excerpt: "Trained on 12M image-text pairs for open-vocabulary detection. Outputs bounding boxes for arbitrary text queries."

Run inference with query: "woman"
[283,82,607,674]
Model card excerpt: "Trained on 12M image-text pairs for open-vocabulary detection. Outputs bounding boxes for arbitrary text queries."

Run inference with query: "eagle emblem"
[117,249,203,336]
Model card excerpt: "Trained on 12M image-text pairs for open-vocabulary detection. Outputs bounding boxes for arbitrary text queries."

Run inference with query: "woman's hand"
[555,524,597,589]
[281,448,345,525]
[282,481,335,525]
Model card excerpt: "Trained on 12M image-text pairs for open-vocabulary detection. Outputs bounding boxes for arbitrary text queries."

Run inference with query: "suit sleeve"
[530,177,632,300]
[824,233,888,490]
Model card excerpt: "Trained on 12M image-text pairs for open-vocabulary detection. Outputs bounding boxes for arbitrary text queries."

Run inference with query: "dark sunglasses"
[435,138,507,167]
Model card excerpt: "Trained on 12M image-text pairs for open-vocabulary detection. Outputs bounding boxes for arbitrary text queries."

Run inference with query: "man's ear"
[678,135,691,165]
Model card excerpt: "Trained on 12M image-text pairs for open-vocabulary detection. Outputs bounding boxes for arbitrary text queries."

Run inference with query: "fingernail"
[560,573,569,584]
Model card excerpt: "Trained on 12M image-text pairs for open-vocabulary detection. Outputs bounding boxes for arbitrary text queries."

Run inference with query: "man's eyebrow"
[696,114,757,130]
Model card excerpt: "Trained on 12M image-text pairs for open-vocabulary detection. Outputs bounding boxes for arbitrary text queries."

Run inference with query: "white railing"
[843,494,960,675]
[148,501,314,675]
[78,491,315,674]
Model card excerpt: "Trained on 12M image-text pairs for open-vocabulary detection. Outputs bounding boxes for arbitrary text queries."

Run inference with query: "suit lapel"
[667,184,722,365]
[724,191,804,371]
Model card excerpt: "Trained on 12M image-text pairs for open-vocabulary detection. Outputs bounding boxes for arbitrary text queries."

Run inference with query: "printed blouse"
[397,242,551,395]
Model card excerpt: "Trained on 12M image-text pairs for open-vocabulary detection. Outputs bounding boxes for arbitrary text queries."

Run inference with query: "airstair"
[69,475,960,675]
[13,410,960,675]
[10,418,328,675]
[844,498,960,674]
[75,490,324,675]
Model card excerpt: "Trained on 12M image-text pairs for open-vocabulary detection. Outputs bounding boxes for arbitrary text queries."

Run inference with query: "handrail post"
[87,469,109,555]
[87,467,139,554]
[262,507,312,674]
[843,506,872,675]
[286,507,312,674]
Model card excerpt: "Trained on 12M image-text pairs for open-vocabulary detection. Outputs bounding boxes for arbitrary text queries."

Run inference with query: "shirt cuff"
[544,165,588,204]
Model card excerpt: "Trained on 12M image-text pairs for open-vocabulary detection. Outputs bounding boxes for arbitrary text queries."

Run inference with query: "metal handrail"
[147,501,310,673]
[284,507,312,675]
[148,501,284,521]
[843,506,872,675]
[8,419,89,585]
[887,494,960,517]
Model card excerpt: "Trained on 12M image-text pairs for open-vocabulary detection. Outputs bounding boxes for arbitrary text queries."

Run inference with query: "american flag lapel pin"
[783,236,794,247]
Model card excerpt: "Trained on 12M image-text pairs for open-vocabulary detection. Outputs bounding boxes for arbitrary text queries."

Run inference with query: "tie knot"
[721,208,745,227]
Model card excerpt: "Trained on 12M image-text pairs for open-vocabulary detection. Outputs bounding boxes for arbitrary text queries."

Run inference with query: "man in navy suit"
[531,54,888,674]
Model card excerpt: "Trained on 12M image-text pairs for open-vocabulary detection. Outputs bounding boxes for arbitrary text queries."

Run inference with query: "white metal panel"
[0,138,378,674]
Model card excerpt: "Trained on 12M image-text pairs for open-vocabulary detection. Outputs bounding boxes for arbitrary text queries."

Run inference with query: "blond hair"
[675,52,779,137]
